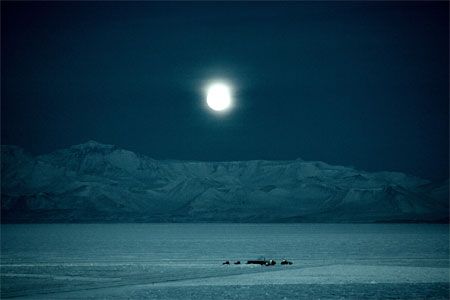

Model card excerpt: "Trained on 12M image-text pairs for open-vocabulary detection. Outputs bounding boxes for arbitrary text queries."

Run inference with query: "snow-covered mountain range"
[1,141,448,223]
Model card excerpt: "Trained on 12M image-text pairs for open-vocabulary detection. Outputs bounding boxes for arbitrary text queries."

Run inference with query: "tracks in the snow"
[1,264,300,298]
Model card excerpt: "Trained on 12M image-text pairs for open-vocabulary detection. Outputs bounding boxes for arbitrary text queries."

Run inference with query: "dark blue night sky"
[1,1,448,180]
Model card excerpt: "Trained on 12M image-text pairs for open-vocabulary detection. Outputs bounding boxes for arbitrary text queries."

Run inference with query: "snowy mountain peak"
[70,140,116,151]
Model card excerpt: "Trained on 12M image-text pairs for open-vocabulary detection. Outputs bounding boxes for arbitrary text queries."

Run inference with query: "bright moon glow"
[206,83,232,111]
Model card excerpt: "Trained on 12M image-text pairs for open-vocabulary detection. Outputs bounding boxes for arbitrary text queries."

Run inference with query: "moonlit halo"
[206,82,232,112]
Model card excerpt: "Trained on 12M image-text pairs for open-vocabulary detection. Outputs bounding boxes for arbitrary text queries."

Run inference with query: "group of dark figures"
[222,259,293,266]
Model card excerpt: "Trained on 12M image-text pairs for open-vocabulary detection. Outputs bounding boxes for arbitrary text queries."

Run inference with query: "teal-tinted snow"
[1,141,448,222]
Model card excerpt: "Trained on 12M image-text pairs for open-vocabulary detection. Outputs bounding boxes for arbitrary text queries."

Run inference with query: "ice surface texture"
[1,224,449,299]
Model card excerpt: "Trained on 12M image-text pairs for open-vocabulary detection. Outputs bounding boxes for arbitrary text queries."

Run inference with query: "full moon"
[206,83,232,112]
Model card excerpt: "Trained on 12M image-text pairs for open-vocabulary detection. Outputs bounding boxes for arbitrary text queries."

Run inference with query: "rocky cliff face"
[1,141,448,223]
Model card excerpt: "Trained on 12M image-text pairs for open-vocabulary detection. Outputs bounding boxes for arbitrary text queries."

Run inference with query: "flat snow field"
[1,224,449,299]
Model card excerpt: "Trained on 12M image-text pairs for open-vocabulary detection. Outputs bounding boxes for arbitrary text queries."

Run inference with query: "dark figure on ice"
[246,259,266,265]
[246,258,276,266]
[234,261,241,265]
[265,259,276,266]
[281,259,293,265]
[223,260,230,265]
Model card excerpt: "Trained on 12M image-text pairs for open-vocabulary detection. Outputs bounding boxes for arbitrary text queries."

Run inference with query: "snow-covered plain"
[1,224,449,299]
